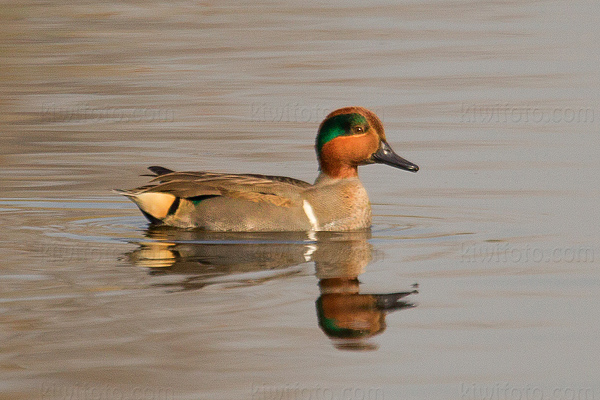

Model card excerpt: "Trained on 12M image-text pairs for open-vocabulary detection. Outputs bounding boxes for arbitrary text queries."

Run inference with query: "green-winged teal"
[117,106,419,231]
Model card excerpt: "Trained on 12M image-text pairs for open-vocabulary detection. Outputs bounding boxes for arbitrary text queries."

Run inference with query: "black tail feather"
[147,166,174,176]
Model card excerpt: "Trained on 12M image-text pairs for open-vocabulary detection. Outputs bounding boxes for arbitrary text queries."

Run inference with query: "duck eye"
[353,126,364,134]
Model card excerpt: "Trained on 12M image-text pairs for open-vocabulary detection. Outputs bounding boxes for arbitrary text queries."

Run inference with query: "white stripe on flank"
[302,200,319,231]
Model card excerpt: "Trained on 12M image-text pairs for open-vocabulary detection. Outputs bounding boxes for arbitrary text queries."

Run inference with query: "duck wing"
[125,166,312,207]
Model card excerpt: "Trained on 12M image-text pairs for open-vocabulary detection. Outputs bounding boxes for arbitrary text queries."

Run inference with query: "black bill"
[371,141,419,172]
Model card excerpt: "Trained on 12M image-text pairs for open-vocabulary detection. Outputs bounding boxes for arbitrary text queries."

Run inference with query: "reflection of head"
[316,294,386,339]
[316,277,417,351]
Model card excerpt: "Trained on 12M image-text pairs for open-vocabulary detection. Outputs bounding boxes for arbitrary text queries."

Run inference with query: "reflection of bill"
[126,227,418,350]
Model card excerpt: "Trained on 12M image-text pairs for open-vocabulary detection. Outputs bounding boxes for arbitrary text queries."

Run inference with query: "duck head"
[316,106,419,178]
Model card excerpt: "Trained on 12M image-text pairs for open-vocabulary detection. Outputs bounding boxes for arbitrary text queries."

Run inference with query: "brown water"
[1,1,599,399]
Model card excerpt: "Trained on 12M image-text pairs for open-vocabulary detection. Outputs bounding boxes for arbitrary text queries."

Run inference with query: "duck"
[117,106,418,231]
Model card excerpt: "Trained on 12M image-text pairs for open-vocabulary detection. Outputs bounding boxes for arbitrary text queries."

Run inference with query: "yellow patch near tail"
[130,192,177,219]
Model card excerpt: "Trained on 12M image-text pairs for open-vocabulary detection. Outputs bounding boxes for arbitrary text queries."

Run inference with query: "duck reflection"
[127,226,319,290]
[313,235,417,351]
[127,226,418,349]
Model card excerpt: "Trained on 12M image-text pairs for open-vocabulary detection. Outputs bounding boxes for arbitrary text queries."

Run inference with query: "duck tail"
[113,189,177,224]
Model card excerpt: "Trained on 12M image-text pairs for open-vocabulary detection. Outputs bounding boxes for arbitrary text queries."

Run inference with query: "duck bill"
[371,141,419,172]
[374,290,418,311]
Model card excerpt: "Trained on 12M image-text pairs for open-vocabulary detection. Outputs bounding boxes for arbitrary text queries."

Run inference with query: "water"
[1,1,599,399]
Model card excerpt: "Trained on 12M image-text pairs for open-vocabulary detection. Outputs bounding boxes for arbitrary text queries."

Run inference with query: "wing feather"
[126,167,312,207]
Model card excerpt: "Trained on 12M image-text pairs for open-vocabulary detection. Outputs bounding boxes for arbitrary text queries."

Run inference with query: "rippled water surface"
[1,1,599,399]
